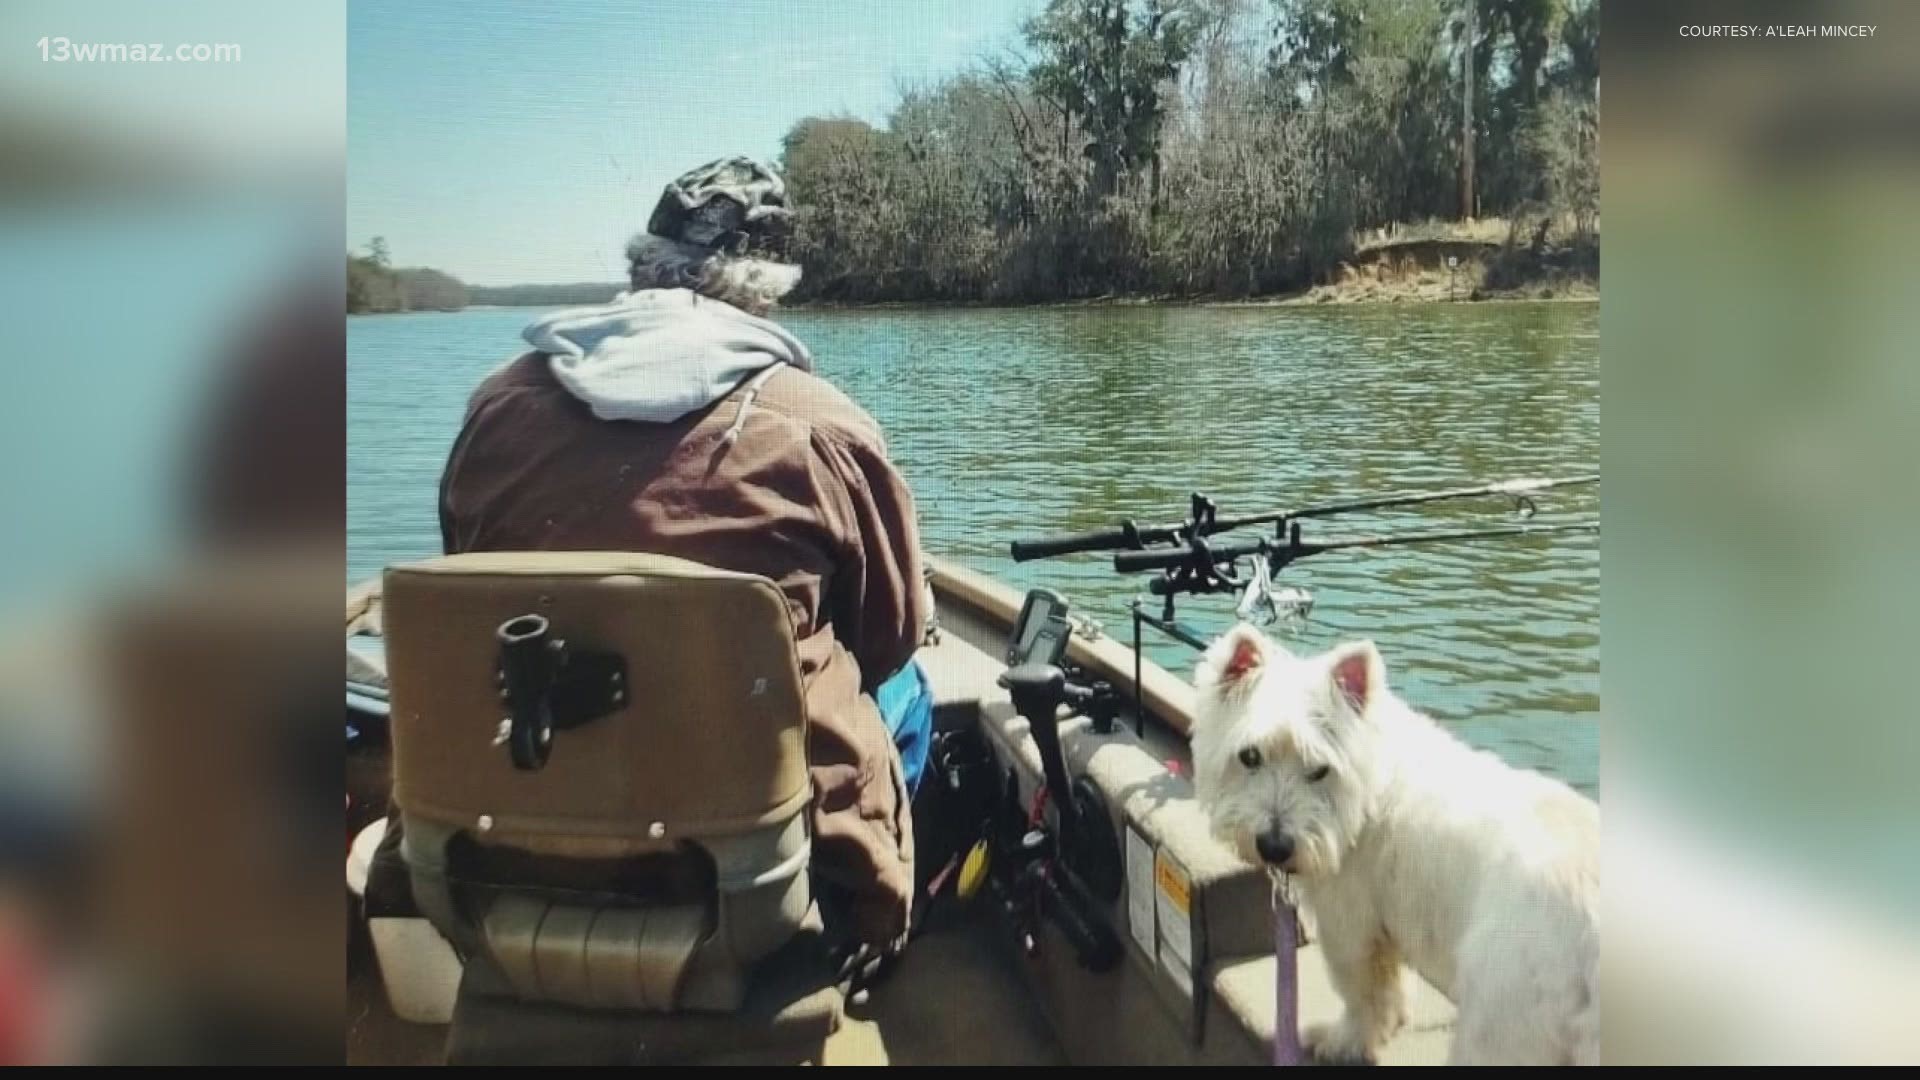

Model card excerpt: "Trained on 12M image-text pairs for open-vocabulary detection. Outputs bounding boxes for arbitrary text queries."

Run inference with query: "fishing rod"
[1000,475,1599,742]
[1009,480,1601,735]
[1008,474,1597,562]
[1114,521,1601,581]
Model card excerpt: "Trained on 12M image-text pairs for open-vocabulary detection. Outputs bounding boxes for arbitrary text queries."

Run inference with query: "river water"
[349,301,1598,793]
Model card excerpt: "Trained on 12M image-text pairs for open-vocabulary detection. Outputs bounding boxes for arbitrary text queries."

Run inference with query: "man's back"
[439,347,924,944]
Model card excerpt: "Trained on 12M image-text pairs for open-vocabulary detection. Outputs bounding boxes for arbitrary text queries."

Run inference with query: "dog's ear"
[1326,640,1384,714]
[1207,623,1269,686]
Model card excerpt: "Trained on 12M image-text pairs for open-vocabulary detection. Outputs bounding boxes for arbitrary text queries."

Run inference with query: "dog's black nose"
[1255,827,1294,866]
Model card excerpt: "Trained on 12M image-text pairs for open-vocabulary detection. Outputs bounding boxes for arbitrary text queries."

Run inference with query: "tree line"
[347,237,471,313]
[348,236,628,313]
[778,0,1599,303]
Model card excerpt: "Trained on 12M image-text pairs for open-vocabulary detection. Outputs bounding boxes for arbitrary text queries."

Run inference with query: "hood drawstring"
[721,361,788,446]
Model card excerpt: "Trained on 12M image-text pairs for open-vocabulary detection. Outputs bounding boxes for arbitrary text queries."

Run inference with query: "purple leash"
[1272,876,1305,1065]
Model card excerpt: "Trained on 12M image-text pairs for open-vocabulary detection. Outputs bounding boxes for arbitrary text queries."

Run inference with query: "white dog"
[1190,624,1599,1066]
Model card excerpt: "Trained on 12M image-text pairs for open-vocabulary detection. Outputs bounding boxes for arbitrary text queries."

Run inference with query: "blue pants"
[874,658,933,797]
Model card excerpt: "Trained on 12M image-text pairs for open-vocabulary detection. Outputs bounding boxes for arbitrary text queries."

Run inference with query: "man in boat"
[436,157,932,957]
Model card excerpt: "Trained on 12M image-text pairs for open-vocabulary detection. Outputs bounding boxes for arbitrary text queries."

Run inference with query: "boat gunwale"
[923,556,1199,739]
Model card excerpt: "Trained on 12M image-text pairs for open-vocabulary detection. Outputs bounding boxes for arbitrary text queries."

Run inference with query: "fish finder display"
[1008,589,1073,667]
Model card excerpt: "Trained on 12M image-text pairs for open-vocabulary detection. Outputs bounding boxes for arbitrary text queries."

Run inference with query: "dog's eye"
[1237,746,1263,769]
[1305,764,1331,783]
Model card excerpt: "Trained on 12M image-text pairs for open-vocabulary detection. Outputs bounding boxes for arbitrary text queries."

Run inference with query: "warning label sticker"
[1125,825,1157,958]
[1154,849,1195,989]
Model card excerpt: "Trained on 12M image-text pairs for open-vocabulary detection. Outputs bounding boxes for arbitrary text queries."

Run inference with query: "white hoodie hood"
[522,288,813,424]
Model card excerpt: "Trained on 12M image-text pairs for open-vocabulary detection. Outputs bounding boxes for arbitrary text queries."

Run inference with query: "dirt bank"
[1283,221,1599,305]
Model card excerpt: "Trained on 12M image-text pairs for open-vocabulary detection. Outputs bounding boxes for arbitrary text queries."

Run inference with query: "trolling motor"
[989,589,1125,972]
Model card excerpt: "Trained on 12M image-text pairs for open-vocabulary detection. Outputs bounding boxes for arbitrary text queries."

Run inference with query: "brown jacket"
[438,351,925,943]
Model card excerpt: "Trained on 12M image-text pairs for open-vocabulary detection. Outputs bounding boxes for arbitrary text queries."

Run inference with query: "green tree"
[347,253,399,313]
[1025,0,1197,201]
[397,267,468,311]
[345,239,468,313]
[775,0,1597,304]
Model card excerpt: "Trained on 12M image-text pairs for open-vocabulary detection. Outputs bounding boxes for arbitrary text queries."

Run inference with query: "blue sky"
[349,0,1044,286]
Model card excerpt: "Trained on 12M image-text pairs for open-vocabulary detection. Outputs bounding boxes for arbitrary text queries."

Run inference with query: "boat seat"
[444,930,845,1065]
[381,552,816,1017]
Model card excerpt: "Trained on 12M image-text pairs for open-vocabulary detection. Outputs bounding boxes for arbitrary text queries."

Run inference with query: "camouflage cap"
[646,156,793,252]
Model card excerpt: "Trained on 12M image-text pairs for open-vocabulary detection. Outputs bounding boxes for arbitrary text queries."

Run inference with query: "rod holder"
[495,613,628,771]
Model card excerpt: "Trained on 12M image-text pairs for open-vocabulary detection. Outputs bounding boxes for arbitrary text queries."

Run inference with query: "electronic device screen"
[1008,589,1073,667]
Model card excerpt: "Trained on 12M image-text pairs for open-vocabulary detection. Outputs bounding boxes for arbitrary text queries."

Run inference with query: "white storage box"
[349,818,462,1024]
